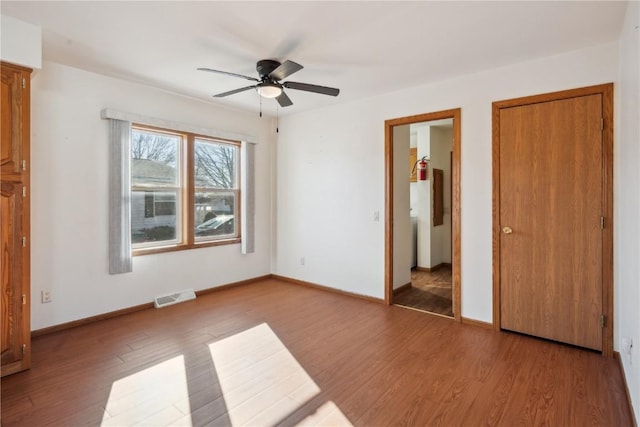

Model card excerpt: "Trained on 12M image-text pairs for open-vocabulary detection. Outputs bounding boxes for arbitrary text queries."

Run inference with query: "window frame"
[193,137,240,244]
[131,124,241,256]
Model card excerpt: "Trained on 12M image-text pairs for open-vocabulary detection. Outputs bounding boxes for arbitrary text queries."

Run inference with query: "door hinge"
[601,118,604,131]
[22,78,26,89]
[21,160,26,171]
[600,216,605,229]
[600,314,606,328]
[22,294,26,305]
[22,236,26,247]
[22,186,26,197]
[22,344,26,354]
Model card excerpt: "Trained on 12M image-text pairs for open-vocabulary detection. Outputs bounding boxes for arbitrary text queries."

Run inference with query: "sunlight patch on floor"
[208,323,350,426]
[99,323,352,426]
[294,401,353,426]
[101,355,191,426]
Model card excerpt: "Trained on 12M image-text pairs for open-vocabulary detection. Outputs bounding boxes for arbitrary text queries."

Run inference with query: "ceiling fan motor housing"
[256,60,281,80]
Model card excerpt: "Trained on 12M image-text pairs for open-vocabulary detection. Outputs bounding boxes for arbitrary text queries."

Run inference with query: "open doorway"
[384,109,461,321]
[395,119,453,316]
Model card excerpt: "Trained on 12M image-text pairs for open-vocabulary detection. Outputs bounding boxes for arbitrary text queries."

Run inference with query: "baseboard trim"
[461,317,494,330]
[415,263,451,273]
[195,274,272,297]
[31,302,154,338]
[271,274,385,304]
[393,282,412,295]
[31,274,272,338]
[614,351,638,427]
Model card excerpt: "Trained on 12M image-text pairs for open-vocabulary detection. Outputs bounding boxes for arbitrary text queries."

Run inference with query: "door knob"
[502,226,513,234]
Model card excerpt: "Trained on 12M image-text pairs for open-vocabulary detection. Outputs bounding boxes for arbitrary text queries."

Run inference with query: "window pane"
[194,192,236,239]
[154,193,176,216]
[132,130,180,187]
[194,140,237,189]
[132,190,179,245]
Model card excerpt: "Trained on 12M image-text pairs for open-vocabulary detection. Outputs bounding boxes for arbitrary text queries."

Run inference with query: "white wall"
[409,183,418,215]
[0,15,41,69]
[409,127,418,216]
[416,125,431,268]
[616,0,640,419]
[429,126,452,267]
[275,41,619,321]
[30,61,274,330]
[392,125,411,289]
[274,100,384,298]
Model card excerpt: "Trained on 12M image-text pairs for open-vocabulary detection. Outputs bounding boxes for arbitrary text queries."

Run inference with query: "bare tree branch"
[195,142,236,189]
[132,131,177,165]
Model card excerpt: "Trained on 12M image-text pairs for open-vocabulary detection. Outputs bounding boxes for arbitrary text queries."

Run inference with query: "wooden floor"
[1,278,633,426]
[394,268,453,317]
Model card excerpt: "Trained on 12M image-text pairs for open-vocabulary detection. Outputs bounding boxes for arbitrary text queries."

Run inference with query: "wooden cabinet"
[1,62,31,377]
[1,65,28,177]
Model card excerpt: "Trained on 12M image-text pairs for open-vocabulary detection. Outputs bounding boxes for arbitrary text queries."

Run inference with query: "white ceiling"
[1,1,627,116]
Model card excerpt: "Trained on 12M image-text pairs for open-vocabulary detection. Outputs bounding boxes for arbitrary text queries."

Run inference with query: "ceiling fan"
[198,59,340,107]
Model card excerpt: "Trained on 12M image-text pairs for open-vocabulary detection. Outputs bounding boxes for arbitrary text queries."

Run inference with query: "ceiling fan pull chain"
[259,95,262,118]
[276,104,279,134]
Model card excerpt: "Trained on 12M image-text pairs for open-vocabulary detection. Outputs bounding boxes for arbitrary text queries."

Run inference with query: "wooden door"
[1,182,25,366]
[1,62,31,376]
[1,65,25,176]
[497,92,605,351]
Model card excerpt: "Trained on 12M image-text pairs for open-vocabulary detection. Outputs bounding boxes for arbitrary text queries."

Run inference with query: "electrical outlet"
[41,290,52,303]
[300,256,305,266]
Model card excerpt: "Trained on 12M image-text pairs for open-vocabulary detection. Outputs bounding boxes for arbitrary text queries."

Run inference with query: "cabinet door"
[1,65,27,178]
[1,181,25,368]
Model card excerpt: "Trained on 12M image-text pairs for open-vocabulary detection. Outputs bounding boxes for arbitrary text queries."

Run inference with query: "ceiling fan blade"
[283,81,339,97]
[269,60,303,81]
[213,85,256,97]
[276,91,293,107]
[198,67,259,82]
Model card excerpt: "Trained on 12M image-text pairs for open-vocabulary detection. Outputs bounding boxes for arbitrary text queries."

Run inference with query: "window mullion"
[186,134,195,246]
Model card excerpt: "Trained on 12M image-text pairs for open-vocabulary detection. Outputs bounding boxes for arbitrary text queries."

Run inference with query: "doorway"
[384,109,461,321]
[492,84,613,356]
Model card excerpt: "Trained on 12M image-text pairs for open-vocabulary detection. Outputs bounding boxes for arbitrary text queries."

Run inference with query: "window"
[194,138,239,242]
[131,125,240,254]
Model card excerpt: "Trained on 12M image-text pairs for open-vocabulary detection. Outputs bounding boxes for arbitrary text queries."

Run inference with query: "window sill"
[133,237,241,256]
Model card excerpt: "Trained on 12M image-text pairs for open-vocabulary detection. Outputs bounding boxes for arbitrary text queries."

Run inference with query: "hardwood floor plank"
[0,279,633,426]
[394,267,453,317]
[136,405,186,427]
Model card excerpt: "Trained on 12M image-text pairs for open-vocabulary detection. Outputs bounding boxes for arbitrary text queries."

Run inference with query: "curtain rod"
[101,108,257,144]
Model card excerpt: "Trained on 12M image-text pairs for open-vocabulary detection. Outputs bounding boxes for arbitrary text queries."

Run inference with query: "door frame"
[492,84,614,356]
[384,108,462,322]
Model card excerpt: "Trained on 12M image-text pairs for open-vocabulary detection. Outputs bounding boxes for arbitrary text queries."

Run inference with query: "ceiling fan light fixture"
[257,83,282,98]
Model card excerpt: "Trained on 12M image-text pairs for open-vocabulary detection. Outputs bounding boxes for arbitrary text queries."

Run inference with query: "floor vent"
[154,289,196,308]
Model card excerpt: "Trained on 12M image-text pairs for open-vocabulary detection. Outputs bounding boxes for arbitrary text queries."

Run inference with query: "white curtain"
[241,141,256,254]
[108,119,133,274]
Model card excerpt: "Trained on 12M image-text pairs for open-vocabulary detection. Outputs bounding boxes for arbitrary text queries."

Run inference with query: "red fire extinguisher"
[418,158,428,181]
